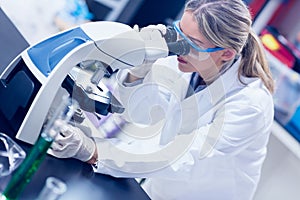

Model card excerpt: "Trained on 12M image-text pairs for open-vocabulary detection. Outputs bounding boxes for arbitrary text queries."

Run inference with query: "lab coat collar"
[168,57,243,136]
[189,56,242,104]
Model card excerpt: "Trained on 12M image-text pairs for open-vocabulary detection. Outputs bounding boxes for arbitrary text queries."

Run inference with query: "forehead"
[180,11,211,45]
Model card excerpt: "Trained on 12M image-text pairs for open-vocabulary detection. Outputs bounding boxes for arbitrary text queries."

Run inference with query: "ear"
[220,49,236,61]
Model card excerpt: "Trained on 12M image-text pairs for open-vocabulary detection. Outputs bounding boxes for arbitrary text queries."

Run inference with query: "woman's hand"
[127,24,169,81]
[48,121,97,164]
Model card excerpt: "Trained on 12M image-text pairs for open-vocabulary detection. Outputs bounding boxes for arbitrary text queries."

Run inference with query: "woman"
[50,0,274,199]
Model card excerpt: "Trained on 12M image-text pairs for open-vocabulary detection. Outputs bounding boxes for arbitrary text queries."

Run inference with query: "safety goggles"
[173,20,224,55]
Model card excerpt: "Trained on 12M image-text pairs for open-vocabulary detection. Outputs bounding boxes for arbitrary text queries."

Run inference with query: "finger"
[48,148,68,158]
[142,25,157,31]
[59,125,75,137]
[133,24,139,32]
[50,141,65,151]
[150,30,164,40]
[142,24,166,35]
[156,24,167,35]
[55,132,75,144]
[54,119,71,137]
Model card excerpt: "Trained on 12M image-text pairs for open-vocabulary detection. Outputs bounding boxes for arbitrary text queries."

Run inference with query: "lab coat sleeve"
[92,97,273,181]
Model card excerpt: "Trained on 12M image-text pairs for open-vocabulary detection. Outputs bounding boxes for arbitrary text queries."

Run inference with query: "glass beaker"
[0,133,26,191]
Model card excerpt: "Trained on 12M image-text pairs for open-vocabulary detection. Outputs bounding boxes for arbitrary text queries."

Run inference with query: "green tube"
[2,132,53,200]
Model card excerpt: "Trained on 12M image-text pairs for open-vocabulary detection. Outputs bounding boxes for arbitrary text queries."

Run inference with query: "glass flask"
[0,133,26,195]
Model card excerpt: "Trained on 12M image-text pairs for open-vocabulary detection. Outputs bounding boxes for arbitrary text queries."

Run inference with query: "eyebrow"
[189,36,204,46]
[179,22,205,45]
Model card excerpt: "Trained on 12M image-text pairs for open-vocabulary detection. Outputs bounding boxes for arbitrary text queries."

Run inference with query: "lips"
[177,56,188,64]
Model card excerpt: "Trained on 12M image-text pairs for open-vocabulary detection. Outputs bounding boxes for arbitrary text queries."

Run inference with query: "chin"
[178,63,194,73]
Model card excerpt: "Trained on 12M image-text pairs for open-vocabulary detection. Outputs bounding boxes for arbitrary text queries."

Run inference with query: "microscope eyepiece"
[167,39,190,56]
[163,26,190,56]
[164,26,177,43]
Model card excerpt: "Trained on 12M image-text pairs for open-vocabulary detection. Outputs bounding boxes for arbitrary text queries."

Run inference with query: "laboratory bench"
[0,8,150,200]
[1,141,150,200]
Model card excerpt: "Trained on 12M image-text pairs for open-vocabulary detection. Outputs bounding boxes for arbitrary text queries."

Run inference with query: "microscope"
[0,21,189,144]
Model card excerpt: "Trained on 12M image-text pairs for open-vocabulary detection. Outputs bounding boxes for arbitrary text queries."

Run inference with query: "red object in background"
[260,26,300,70]
[260,28,294,68]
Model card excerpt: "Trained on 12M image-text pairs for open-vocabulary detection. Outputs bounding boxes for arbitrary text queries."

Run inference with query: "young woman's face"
[176,11,225,81]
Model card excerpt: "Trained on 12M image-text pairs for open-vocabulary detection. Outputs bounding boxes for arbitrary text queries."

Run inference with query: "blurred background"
[0,0,186,44]
[1,0,300,199]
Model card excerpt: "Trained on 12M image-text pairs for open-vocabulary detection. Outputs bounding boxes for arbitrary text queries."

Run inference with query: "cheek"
[189,55,210,70]
[189,55,219,73]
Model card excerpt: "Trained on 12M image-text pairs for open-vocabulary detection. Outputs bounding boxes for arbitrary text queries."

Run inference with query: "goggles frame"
[173,20,224,53]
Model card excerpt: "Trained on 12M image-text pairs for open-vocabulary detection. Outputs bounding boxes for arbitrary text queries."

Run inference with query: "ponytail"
[240,30,274,93]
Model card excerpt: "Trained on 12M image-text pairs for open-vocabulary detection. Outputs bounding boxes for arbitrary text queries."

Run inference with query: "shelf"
[264,49,300,160]
[271,120,300,160]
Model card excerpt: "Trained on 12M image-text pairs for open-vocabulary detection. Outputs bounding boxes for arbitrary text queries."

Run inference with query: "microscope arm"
[0,21,147,144]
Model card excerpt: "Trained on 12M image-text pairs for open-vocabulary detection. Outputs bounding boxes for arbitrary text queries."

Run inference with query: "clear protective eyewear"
[173,20,224,54]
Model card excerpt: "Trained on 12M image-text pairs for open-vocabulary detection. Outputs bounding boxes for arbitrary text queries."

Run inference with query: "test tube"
[1,96,78,200]
[36,177,67,200]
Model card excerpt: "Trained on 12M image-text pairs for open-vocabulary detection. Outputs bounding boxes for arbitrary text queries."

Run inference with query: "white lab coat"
[93,56,274,200]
